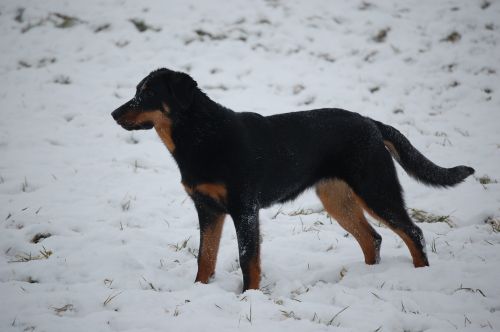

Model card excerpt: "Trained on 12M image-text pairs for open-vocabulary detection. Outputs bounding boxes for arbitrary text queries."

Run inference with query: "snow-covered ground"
[1,0,499,331]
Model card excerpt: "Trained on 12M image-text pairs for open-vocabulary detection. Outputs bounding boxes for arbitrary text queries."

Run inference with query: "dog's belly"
[256,157,324,207]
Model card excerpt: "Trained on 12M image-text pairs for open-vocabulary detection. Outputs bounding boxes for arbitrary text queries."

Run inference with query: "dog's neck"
[155,92,232,156]
[154,118,175,153]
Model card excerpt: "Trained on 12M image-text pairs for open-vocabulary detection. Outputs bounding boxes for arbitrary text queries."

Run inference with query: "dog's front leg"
[231,205,261,292]
[194,201,226,284]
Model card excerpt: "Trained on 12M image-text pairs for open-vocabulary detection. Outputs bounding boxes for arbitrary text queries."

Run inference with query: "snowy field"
[1,0,499,331]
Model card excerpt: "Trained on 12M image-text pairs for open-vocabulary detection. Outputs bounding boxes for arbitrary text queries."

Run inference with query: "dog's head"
[111,68,197,131]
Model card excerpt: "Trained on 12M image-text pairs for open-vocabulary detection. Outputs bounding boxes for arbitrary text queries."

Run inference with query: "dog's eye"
[144,89,155,98]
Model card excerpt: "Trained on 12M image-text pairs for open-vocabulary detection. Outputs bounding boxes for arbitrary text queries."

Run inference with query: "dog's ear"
[169,71,198,110]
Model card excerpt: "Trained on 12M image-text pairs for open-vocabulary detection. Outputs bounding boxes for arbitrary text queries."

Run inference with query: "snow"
[1,0,499,331]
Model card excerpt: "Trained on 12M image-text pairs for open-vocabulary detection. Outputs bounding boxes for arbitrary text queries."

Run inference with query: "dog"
[111,68,474,292]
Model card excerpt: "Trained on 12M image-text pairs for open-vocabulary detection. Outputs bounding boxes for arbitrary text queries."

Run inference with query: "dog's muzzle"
[111,101,154,131]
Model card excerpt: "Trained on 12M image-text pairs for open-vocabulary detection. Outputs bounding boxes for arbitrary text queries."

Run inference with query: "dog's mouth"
[117,120,154,131]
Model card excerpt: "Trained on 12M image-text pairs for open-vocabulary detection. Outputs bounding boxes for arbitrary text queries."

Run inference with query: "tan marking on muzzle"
[120,106,175,153]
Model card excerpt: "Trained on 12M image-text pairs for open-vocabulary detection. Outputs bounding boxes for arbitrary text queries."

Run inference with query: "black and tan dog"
[111,68,474,291]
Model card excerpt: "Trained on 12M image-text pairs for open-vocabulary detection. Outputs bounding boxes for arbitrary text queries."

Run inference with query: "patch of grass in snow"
[26,276,39,283]
[53,75,71,85]
[14,7,25,23]
[274,299,284,305]
[115,40,130,48]
[372,28,390,43]
[280,310,299,320]
[400,301,419,314]
[408,208,454,227]
[274,207,325,219]
[194,29,228,41]
[51,13,82,28]
[18,57,56,69]
[169,237,192,253]
[481,1,491,10]
[358,2,375,10]
[125,134,139,145]
[484,216,500,232]
[21,12,84,33]
[291,219,322,236]
[129,18,161,33]
[290,207,312,216]
[441,31,461,43]
[186,27,249,45]
[20,20,44,33]
[52,304,74,316]
[9,246,53,263]
[316,53,336,63]
[260,283,274,295]
[31,232,51,243]
[475,174,497,185]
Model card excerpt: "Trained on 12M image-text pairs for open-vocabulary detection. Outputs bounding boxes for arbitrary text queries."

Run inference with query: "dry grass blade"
[103,291,123,306]
[121,199,131,211]
[169,237,191,251]
[327,306,349,326]
[52,304,73,315]
[371,292,385,301]
[141,276,157,291]
[280,310,299,320]
[453,285,486,297]
[339,267,347,280]
[289,208,315,216]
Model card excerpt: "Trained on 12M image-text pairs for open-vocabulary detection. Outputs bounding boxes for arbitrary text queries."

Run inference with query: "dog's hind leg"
[316,179,382,265]
[360,199,429,267]
[351,144,429,267]
[194,201,226,284]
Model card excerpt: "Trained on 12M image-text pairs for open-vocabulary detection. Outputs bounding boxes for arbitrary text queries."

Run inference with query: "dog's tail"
[373,120,474,187]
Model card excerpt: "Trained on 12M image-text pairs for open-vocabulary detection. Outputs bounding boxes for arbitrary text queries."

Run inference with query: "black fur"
[111,68,474,292]
[374,120,475,187]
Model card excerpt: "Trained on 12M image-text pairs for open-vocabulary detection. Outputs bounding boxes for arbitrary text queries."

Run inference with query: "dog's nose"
[111,109,120,121]
[112,100,133,121]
